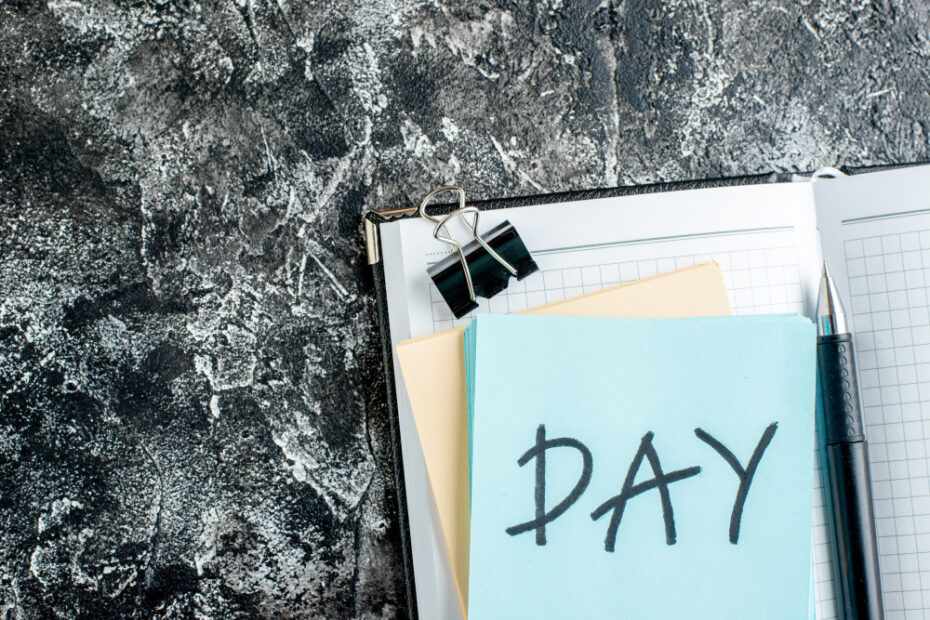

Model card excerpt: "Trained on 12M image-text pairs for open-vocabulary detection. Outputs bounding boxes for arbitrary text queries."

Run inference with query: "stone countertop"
[1,1,929,617]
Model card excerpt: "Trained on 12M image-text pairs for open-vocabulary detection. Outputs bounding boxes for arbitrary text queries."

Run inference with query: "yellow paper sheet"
[395,262,733,615]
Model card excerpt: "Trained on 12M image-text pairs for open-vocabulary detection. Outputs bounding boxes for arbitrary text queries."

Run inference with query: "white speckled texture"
[1,0,929,617]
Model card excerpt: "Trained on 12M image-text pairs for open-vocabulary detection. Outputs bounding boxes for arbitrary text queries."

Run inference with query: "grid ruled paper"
[429,246,805,331]
[843,230,930,618]
[815,165,930,620]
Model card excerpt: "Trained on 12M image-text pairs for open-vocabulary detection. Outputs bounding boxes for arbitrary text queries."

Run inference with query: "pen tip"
[817,261,848,335]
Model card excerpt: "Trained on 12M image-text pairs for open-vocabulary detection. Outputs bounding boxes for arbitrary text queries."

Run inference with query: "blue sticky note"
[466,314,815,620]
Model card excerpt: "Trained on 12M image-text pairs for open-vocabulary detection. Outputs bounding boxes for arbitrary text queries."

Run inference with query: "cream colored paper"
[396,262,733,614]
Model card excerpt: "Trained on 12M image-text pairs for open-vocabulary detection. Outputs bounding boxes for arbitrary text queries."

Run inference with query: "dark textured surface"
[2,1,930,617]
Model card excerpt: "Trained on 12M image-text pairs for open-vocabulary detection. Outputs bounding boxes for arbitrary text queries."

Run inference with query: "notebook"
[463,314,816,619]
[395,263,732,612]
[367,163,930,619]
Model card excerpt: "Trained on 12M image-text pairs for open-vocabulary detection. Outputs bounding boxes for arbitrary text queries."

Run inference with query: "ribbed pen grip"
[818,333,865,444]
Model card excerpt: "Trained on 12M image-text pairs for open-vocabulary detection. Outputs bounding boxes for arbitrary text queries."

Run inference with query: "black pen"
[817,263,884,620]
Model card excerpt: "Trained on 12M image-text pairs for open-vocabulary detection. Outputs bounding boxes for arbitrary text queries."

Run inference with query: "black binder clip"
[419,186,538,319]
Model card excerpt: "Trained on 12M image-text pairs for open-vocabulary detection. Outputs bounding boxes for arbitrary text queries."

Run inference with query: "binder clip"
[419,186,538,319]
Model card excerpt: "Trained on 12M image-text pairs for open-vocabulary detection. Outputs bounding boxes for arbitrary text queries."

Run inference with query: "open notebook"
[379,164,930,620]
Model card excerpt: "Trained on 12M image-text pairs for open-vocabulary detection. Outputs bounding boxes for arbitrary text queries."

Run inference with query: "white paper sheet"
[381,181,824,619]
[816,165,930,620]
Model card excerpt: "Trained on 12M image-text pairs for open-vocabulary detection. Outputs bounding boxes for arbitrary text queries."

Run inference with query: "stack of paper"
[395,263,732,614]
[463,314,815,619]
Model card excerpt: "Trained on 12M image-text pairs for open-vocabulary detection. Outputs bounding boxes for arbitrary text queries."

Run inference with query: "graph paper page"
[816,164,930,620]
[381,181,824,619]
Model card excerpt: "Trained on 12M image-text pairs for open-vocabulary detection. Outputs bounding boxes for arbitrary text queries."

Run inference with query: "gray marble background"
[2,0,929,617]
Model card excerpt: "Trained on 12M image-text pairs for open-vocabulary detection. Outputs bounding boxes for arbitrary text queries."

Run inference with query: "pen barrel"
[818,334,884,620]
[818,334,865,444]
[824,442,884,620]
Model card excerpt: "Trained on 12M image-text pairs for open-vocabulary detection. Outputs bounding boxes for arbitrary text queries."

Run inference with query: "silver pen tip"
[817,261,848,336]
